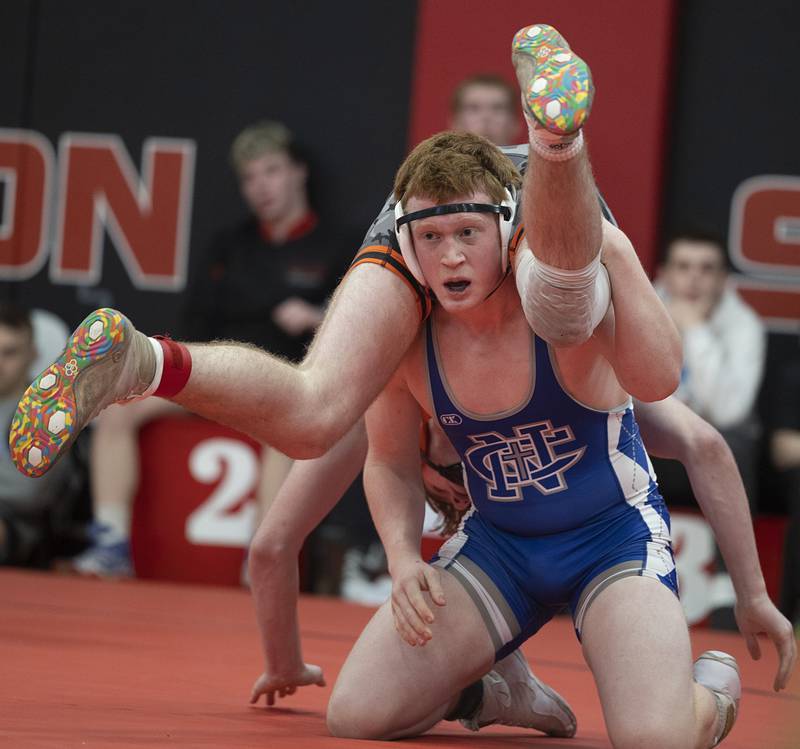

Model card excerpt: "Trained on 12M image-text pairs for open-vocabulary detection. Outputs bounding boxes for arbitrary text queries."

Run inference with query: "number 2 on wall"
[185,438,259,547]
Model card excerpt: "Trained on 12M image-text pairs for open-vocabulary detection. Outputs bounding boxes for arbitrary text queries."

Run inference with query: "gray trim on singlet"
[573,560,643,634]
[432,556,521,652]
[428,312,537,422]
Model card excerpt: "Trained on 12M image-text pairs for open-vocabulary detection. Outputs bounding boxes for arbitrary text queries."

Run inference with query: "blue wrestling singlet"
[425,317,679,656]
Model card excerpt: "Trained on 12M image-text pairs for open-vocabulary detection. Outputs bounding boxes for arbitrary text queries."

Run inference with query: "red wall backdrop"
[408,0,677,274]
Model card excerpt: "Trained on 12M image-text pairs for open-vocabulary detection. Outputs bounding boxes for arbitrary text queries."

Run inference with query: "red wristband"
[153,336,192,398]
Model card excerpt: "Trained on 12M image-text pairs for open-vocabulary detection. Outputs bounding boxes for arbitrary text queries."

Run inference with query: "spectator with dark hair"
[74,120,350,577]
[0,303,69,566]
[654,228,766,506]
[449,73,521,146]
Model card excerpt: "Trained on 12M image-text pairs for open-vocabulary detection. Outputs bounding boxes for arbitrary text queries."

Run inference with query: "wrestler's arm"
[600,223,681,401]
[364,371,446,647]
[248,421,368,706]
[636,397,797,691]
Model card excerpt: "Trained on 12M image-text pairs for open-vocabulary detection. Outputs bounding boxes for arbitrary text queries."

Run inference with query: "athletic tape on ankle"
[152,336,192,398]
[140,337,165,398]
[515,248,609,345]
[528,119,585,161]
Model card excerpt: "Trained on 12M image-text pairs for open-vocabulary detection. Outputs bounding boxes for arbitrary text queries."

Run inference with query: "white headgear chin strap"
[394,187,518,287]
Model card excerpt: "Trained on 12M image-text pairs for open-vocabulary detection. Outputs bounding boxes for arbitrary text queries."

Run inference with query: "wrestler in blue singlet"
[427,317,679,659]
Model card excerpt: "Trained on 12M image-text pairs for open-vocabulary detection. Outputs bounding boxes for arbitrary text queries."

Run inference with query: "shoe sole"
[512,24,593,136]
[10,308,129,477]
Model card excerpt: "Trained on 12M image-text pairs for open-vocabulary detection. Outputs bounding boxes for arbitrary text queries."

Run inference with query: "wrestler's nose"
[440,238,465,267]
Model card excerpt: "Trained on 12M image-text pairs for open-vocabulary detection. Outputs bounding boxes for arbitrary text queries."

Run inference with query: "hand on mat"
[390,556,446,647]
[249,664,326,707]
[735,593,797,691]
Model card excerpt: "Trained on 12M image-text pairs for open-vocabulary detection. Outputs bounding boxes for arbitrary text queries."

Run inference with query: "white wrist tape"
[515,249,609,346]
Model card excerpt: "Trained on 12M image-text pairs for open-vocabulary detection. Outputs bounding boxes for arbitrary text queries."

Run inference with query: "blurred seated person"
[770,358,800,626]
[449,73,521,146]
[74,121,349,576]
[652,228,766,509]
[0,303,71,567]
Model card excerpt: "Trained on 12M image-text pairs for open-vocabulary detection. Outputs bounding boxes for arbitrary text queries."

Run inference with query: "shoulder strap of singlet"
[425,316,460,421]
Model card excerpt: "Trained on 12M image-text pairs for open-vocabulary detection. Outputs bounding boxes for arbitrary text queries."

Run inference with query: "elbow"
[248,535,296,580]
[688,419,728,462]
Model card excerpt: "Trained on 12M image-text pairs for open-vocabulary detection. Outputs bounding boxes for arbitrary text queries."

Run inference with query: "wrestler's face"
[0,323,35,398]
[238,150,308,225]
[406,192,505,312]
[451,83,520,146]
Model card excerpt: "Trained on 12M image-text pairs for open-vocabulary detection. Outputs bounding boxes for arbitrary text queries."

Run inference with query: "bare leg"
[327,572,494,739]
[252,447,293,528]
[581,576,719,749]
[173,265,419,458]
[90,398,185,533]
[524,147,602,269]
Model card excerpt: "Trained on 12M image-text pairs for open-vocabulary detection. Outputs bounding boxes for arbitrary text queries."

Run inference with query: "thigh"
[302,263,421,422]
[581,575,695,744]
[329,570,494,737]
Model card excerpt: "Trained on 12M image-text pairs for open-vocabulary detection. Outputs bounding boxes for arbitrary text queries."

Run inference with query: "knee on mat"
[326,689,392,740]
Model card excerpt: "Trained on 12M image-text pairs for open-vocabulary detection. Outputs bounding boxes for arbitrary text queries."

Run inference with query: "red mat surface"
[1,570,797,748]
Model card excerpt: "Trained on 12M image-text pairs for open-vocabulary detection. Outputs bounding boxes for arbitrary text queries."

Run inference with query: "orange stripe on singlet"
[349,245,432,321]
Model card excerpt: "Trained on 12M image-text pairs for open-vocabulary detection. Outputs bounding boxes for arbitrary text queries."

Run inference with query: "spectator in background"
[770,358,800,627]
[0,304,69,567]
[653,228,766,629]
[653,228,766,506]
[74,121,350,577]
[449,73,521,146]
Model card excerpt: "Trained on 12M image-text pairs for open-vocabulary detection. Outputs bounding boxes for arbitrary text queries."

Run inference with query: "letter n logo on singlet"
[465,420,586,502]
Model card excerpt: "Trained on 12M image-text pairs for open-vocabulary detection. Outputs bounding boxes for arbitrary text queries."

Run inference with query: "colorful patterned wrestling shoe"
[693,651,741,746]
[511,24,594,136]
[9,308,155,478]
[461,649,577,737]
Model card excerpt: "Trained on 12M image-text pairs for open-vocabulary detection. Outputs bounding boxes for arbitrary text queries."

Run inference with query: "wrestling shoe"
[71,522,133,578]
[511,24,594,137]
[9,308,155,478]
[693,650,741,746]
[461,649,577,737]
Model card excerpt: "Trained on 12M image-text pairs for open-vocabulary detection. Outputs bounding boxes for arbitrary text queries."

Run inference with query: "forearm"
[250,554,305,675]
[685,437,767,601]
[364,461,425,570]
[249,421,368,673]
[772,430,800,471]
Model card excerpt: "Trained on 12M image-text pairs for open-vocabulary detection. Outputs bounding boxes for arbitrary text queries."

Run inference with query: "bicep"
[365,371,423,477]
